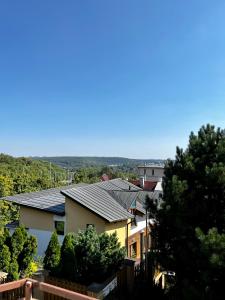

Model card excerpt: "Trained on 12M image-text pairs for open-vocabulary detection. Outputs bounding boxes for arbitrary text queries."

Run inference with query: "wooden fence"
[44,276,88,298]
[0,259,135,300]
[0,279,96,300]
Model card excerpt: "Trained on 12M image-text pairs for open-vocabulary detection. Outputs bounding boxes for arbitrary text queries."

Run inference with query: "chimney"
[140,176,145,188]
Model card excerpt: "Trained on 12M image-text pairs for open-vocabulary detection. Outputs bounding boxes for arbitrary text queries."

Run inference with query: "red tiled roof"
[130,180,141,187]
[129,179,157,191]
[144,181,157,191]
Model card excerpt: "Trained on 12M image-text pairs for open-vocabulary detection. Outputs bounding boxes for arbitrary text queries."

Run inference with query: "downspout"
[126,219,133,257]
[145,207,148,277]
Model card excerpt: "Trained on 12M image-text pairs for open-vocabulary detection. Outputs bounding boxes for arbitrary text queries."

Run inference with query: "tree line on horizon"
[0,154,67,198]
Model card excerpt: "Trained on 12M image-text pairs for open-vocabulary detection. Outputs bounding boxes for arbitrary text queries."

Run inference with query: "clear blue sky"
[1,0,225,159]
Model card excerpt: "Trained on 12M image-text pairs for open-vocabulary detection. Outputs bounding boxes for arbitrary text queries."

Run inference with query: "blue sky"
[1,0,225,159]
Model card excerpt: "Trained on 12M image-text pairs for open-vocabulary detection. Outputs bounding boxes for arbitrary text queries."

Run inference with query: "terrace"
[0,278,96,300]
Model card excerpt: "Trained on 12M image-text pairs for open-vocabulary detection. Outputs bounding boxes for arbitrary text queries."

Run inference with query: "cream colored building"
[138,164,164,183]
[3,179,140,256]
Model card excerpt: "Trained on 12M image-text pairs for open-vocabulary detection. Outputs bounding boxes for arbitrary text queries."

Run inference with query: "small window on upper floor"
[54,221,64,235]
[152,169,155,176]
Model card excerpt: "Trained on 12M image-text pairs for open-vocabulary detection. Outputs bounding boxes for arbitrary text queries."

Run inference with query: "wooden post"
[25,281,32,300]
[124,258,135,295]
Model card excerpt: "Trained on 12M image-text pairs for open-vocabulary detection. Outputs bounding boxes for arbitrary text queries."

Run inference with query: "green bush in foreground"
[44,227,126,284]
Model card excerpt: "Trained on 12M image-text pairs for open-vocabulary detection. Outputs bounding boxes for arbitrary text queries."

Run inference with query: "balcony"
[0,278,96,300]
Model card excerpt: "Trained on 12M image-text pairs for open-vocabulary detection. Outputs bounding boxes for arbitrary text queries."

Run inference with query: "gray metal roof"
[1,184,86,215]
[95,178,142,192]
[61,180,135,222]
[1,179,153,221]
[108,190,157,214]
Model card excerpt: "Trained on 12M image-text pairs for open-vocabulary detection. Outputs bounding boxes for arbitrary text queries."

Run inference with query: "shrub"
[43,231,61,275]
[8,259,19,280]
[60,233,77,280]
[10,226,27,259]
[0,244,11,272]
[0,226,37,280]
[18,235,38,275]
[58,227,126,284]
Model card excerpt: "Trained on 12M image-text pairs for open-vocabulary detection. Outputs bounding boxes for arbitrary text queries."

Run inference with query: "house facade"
[2,178,161,260]
[137,164,164,183]
[2,179,138,256]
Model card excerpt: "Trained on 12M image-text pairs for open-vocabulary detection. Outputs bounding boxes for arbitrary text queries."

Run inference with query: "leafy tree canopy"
[0,153,67,196]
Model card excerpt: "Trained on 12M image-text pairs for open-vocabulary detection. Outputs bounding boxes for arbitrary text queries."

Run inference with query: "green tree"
[58,227,126,284]
[195,228,225,299]
[18,235,38,275]
[0,153,67,196]
[43,231,61,275]
[10,226,28,259]
[0,201,18,233]
[60,233,77,280]
[74,227,101,283]
[0,226,37,279]
[99,232,126,275]
[0,244,11,272]
[158,125,225,299]
[8,259,19,280]
[0,175,13,197]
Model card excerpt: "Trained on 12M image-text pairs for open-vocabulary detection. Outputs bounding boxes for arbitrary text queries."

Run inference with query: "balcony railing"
[0,278,96,300]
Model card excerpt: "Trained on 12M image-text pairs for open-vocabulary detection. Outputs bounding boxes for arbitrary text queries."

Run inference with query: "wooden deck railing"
[0,278,96,300]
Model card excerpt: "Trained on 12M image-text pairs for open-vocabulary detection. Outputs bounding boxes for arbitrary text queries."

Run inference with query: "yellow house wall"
[65,197,106,234]
[19,197,131,249]
[20,206,54,231]
[105,220,131,247]
[65,197,130,247]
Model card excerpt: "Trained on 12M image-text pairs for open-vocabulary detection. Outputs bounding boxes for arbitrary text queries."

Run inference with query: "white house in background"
[137,164,164,183]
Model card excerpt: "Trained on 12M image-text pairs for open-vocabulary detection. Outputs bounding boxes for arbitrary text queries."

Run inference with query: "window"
[54,221,64,235]
[130,242,137,258]
[152,169,155,176]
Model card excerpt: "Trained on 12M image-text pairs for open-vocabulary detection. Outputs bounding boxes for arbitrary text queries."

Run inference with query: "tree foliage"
[60,233,77,280]
[0,226,37,279]
[0,200,18,233]
[11,226,28,259]
[18,235,38,274]
[73,166,136,184]
[44,227,126,284]
[0,175,13,197]
[0,244,11,272]
[157,125,225,299]
[0,153,67,196]
[43,231,61,275]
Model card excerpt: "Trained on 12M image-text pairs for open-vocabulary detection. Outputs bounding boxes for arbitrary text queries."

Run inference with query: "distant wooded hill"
[32,156,164,170]
[0,154,67,196]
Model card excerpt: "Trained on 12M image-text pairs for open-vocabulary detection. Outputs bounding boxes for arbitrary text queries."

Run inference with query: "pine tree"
[18,235,37,275]
[8,259,19,280]
[0,245,11,272]
[60,233,77,280]
[10,226,28,259]
[43,231,61,275]
[158,124,225,299]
